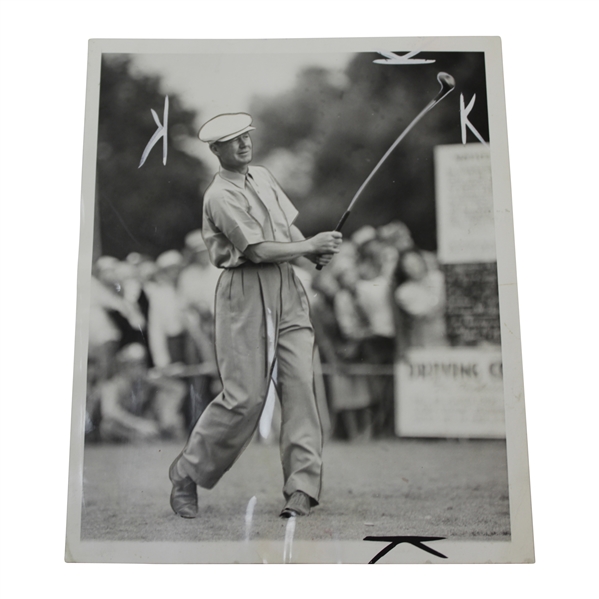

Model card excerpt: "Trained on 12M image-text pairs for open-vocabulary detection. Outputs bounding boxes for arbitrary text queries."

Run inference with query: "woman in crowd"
[393,248,447,349]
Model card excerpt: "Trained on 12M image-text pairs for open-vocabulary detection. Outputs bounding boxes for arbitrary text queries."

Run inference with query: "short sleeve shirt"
[202,165,299,268]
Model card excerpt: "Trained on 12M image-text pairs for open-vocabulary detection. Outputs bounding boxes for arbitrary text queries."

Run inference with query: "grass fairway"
[80,438,510,546]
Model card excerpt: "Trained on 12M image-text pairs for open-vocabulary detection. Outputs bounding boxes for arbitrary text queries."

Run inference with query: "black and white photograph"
[62,36,533,564]
[5,0,599,594]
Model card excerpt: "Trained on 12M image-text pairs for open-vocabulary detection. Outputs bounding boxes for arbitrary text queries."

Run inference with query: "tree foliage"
[95,52,490,257]
[251,52,489,251]
[95,55,209,259]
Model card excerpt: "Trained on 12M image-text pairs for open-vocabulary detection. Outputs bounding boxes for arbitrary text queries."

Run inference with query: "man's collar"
[219,166,251,189]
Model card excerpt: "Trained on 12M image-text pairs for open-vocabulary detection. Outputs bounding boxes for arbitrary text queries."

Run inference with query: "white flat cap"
[198,113,255,143]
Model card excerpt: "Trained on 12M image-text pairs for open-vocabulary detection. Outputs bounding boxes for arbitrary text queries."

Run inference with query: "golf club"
[316,72,455,270]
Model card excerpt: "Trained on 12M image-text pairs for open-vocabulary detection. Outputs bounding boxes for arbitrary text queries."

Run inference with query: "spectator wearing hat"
[343,233,397,437]
[179,230,221,318]
[178,229,220,378]
[121,253,153,362]
[168,112,342,519]
[99,343,186,442]
[87,257,146,435]
[106,259,151,351]
[88,265,122,380]
[178,229,222,419]
[311,268,371,441]
[145,250,187,369]
[91,256,146,348]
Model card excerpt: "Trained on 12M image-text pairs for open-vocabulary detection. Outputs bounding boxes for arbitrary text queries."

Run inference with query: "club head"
[436,71,456,101]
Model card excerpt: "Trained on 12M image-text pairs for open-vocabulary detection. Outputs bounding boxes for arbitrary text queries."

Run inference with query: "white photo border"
[65,36,533,564]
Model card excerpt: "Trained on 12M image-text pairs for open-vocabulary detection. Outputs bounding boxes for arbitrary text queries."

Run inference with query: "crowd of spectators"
[85,221,448,444]
[309,221,447,440]
[86,230,221,443]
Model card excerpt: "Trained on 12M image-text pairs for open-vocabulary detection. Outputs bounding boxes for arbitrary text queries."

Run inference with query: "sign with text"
[396,347,505,438]
[434,143,496,264]
[443,263,501,346]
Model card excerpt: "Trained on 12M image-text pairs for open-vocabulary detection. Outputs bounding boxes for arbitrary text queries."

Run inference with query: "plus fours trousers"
[177,261,323,503]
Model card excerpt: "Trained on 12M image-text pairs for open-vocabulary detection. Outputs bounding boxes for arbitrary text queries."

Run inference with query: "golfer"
[169,113,342,519]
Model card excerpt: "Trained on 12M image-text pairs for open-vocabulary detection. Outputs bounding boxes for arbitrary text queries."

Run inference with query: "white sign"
[434,143,496,264]
[396,347,505,438]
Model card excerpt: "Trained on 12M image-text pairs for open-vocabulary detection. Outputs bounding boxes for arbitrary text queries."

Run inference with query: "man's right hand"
[309,231,343,255]
[307,253,335,267]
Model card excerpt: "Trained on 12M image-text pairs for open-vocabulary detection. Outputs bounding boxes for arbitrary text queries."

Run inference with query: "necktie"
[246,172,258,195]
